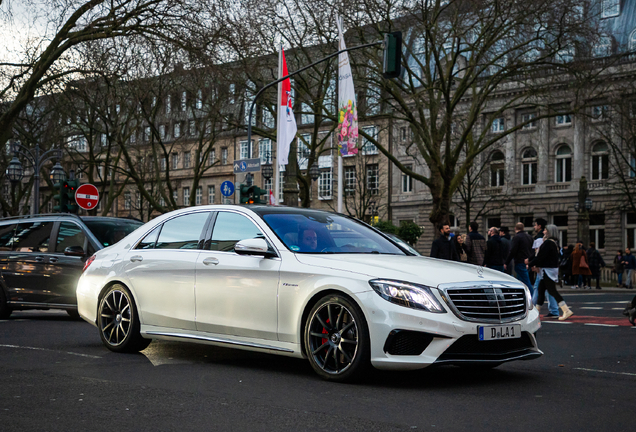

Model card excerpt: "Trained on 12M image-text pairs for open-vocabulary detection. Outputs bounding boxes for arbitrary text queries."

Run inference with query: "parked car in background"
[0,214,143,319]
[77,205,541,382]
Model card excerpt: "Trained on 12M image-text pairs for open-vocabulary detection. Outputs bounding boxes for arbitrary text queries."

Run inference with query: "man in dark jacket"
[463,222,486,266]
[586,242,606,290]
[622,248,636,289]
[430,224,460,261]
[505,222,534,293]
[500,226,512,274]
[484,227,505,272]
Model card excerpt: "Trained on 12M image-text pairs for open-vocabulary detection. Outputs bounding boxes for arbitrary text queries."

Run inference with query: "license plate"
[478,324,521,341]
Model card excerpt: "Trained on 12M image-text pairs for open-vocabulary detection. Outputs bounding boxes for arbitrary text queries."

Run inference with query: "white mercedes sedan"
[77,205,542,381]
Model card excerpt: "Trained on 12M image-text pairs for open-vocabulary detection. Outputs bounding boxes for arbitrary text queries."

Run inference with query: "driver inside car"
[299,227,318,252]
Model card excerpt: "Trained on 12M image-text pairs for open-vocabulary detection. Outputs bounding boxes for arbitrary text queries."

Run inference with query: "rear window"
[83,219,144,247]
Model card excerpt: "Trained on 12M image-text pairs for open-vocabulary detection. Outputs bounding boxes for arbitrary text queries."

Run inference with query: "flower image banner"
[336,18,358,157]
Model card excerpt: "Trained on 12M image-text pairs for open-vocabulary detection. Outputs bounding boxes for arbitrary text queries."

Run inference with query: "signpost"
[233,158,261,174]
[221,181,235,197]
[75,183,99,210]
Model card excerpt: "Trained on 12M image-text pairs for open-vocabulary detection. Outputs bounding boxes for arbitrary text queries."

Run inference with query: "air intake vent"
[383,330,435,355]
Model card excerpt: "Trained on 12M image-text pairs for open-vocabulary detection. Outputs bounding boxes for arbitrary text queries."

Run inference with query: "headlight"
[525,286,534,311]
[369,279,446,313]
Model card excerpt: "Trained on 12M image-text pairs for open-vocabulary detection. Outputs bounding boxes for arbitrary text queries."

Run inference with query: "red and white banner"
[75,183,99,210]
[277,48,297,166]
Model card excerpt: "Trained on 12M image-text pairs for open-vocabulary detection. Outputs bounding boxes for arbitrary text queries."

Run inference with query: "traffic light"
[65,179,79,214]
[382,31,402,79]
[53,182,68,213]
[240,184,267,204]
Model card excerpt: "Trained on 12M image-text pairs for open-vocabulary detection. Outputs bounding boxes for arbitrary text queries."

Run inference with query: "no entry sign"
[75,183,99,210]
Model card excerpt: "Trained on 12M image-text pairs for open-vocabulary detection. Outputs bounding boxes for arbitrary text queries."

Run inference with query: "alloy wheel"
[99,289,132,346]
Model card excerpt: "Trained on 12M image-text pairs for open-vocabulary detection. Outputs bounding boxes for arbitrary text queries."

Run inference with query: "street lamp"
[309,160,320,182]
[7,142,65,214]
[50,161,66,184]
[262,163,273,181]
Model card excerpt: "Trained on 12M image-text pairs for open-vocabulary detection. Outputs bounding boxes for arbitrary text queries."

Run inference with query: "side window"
[155,212,209,250]
[56,222,87,253]
[210,212,264,252]
[0,224,17,251]
[135,226,161,250]
[13,221,54,253]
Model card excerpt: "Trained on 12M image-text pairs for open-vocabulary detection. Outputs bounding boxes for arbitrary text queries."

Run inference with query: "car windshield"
[258,210,406,255]
[385,233,421,256]
[82,218,144,247]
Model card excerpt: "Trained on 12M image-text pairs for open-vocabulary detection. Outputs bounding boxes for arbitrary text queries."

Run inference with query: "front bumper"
[356,289,542,371]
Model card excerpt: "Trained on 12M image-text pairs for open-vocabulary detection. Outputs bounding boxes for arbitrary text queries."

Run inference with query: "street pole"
[577,176,591,247]
[283,139,299,206]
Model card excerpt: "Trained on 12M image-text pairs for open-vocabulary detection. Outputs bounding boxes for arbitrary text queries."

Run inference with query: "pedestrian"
[613,250,625,287]
[586,242,606,290]
[560,245,574,287]
[500,226,512,274]
[451,230,467,262]
[484,227,505,272]
[621,248,636,289]
[571,242,592,289]
[622,295,636,325]
[505,222,534,293]
[529,224,574,321]
[430,224,460,261]
[529,218,559,317]
[462,221,487,266]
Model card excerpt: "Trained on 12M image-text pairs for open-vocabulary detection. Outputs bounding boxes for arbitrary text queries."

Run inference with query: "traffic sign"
[221,181,235,197]
[233,158,261,174]
[75,183,99,210]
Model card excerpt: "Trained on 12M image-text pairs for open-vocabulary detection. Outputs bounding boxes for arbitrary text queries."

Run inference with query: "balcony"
[514,186,536,194]
[547,184,570,191]
[483,187,503,196]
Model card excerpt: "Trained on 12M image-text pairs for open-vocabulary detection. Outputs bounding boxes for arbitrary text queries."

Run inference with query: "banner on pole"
[336,18,358,157]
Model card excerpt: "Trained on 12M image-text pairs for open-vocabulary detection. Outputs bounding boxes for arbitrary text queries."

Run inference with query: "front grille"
[383,330,435,355]
[445,286,527,323]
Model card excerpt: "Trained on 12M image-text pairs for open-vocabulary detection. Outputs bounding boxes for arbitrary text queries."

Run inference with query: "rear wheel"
[304,294,370,382]
[98,284,150,353]
[0,289,11,319]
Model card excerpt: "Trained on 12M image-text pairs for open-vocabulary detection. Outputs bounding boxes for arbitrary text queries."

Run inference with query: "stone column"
[573,113,585,180]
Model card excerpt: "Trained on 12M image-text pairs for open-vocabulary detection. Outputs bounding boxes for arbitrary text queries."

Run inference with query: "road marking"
[584,323,619,327]
[612,307,627,310]
[580,307,603,309]
[574,368,636,377]
[541,321,573,324]
[0,344,101,359]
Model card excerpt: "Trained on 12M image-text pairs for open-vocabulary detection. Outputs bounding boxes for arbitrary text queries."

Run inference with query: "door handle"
[130,255,143,262]
[35,256,45,262]
[49,257,58,263]
[202,257,219,266]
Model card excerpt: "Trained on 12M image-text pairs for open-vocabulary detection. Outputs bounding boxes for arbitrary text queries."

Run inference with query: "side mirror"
[64,245,85,257]
[235,238,274,257]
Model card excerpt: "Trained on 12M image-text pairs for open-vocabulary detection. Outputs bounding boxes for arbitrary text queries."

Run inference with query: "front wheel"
[304,294,370,382]
[98,284,150,353]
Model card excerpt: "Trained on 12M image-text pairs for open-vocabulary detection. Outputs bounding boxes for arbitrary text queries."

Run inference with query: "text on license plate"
[478,324,521,341]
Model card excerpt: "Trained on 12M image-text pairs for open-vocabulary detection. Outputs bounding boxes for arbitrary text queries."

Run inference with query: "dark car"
[0,213,143,319]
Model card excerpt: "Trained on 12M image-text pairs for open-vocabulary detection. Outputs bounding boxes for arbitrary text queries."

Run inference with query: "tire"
[304,294,370,382]
[97,284,151,353]
[0,289,11,320]
[66,309,81,320]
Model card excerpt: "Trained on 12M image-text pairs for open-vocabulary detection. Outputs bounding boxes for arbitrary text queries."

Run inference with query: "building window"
[402,165,413,193]
[171,153,179,170]
[189,120,196,136]
[591,142,609,180]
[228,84,235,104]
[259,139,272,164]
[630,29,636,51]
[552,214,568,246]
[181,91,187,112]
[130,132,136,144]
[630,154,636,178]
[195,186,202,205]
[264,177,273,195]
[262,108,275,129]
[487,217,501,229]
[491,117,505,133]
[301,102,314,124]
[165,95,171,114]
[124,191,131,210]
[345,167,356,196]
[555,145,572,182]
[361,126,378,155]
[184,151,191,169]
[240,140,252,160]
[297,135,311,170]
[626,212,636,249]
[592,105,609,121]
[221,148,228,165]
[160,157,166,171]
[174,122,181,138]
[449,215,460,229]
[521,148,538,185]
[318,170,332,200]
[518,215,535,235]
[159,124,166,140]
[208,185,215,204]
[209,149,216,166]
[589,213,605,249]
[173,189,178,204]
[367,164,379,195]
[196,90,203,109]
[602,0,620,18]
[183,187,190,207]
[521,113,537,129]
[490,151,505,187]
[556,114,572,126]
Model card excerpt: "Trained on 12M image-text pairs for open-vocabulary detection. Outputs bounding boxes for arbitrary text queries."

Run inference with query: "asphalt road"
[1,292,634,432]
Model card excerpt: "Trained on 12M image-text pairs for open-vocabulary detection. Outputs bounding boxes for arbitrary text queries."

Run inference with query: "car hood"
[294,254,519,287]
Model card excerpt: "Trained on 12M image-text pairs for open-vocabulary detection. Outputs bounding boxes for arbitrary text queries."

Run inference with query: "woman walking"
[529,224,574,321]
[571,242,592,289]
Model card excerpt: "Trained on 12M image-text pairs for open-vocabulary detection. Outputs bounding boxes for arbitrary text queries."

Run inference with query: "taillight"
[83,255,96,273]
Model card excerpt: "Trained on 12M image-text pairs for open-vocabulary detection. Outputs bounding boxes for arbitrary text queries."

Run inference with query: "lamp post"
[574,176,593,247]
[5,142,65,214]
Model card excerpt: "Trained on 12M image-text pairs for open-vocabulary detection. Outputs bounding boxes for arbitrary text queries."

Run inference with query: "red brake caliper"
[321,319,330,346]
